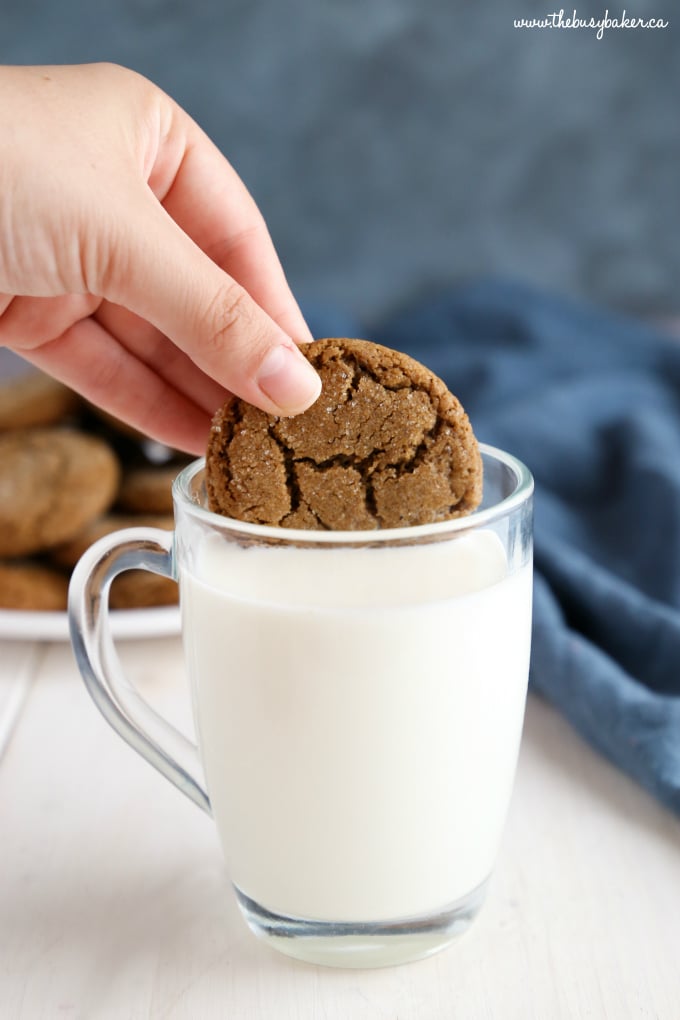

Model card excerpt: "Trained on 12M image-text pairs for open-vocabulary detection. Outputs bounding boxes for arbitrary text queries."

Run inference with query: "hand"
[0,63,321,454]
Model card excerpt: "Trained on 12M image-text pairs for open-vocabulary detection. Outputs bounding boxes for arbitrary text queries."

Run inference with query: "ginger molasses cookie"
[109,570,178,610]
[0,429,120,558]
[50,514,174,569]
[0,369,80,431]
[115,465,184,515]
[49,513,176,609]
[0,562,69,611]
[206,338,482,530]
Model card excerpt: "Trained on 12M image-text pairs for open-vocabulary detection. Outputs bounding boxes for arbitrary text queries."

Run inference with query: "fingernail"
[257,342,322,413]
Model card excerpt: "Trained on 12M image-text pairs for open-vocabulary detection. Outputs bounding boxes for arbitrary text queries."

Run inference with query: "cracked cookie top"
[205,338,483,530]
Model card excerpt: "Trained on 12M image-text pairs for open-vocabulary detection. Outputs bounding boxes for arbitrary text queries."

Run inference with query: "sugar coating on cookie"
[206,338,482,530]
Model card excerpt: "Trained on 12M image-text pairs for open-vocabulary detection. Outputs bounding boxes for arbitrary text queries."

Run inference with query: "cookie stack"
[0,368,187,612]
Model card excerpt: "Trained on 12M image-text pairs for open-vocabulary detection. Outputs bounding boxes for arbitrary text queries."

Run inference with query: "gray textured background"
[1,0,677,322]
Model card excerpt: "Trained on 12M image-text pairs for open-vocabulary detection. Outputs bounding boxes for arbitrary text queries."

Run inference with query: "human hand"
[0,63,321,454]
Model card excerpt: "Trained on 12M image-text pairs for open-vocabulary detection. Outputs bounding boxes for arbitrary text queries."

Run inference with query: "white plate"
[0,606,181,642]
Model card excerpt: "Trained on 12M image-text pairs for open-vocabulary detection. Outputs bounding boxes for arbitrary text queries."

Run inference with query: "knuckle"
[198,285,260,359]
[83,343,125,397]
[77,223,123,297]
[204,223,264,269]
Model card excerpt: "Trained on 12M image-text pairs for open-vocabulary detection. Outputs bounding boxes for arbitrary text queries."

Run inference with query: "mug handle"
[68,527,211,816]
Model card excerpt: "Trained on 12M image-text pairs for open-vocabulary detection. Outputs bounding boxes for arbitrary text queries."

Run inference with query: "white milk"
[180,529,532,923]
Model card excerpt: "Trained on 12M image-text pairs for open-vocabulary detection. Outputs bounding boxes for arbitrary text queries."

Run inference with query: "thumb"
[96,192,321,416]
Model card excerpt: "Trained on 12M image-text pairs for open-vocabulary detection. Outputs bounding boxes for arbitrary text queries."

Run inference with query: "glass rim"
[172,443,533,546]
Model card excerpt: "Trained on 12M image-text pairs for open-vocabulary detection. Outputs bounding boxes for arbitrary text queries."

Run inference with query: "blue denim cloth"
[304,280,680,814]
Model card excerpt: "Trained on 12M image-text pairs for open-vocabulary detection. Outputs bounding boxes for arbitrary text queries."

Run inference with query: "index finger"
[147,99,313,345]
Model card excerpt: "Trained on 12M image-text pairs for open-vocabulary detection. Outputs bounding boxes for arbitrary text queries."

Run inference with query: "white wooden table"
[1,634,679,1019]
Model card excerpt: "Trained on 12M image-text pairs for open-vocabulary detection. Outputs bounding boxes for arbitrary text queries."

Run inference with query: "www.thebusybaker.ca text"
[513,9,669,40]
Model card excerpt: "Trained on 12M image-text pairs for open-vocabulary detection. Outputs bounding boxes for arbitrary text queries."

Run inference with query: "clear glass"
[69,444,533,969]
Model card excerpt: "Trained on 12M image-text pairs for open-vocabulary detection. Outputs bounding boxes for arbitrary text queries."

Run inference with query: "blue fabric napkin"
[305,280,680,814]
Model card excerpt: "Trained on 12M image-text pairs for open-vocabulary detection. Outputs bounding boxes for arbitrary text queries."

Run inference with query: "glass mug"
[69,444,533,968]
